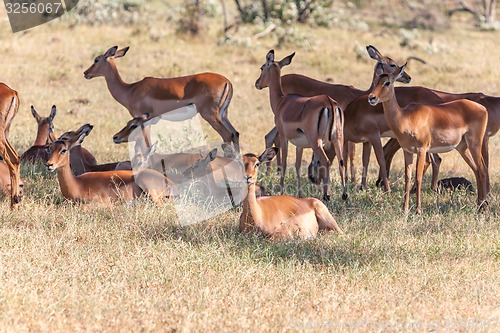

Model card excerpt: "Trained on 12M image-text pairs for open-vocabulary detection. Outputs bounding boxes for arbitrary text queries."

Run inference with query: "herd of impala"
[0,44,497,240]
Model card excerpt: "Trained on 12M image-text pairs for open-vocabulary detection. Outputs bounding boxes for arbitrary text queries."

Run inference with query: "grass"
[0,3,499,332]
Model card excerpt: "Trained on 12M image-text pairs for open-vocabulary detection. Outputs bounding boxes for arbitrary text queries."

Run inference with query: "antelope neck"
[33,123,50,146]
[268,66,285,114]
[104,61,132,108]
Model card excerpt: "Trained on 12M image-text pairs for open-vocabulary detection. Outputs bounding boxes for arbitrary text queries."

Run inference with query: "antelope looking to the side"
[46,125,173,205]
[20,105,57,163]
[240,148,344,240]
[255,50,346,201]
[84,45,240,151]
[0,83,21,208]
[368,64,489,214]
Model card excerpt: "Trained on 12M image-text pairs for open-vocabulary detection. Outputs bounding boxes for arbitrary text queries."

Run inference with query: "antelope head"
[84,45,130,79]
[242,147,278,185]
[255,50,295,90]
[368,63,407,106]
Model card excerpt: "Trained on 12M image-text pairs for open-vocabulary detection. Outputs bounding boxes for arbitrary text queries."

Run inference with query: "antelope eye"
[94,58,99,64]
[384,81,391,87]
[255,162,260,168]
[390,64,396,68]
[130,124,138,129]
[60,149,67,154]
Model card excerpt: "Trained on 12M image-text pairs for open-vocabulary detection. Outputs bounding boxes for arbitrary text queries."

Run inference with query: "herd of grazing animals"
[0,44,497,240]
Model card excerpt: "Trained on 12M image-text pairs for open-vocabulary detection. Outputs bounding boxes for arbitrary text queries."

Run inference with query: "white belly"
[428,145,457,154]
[381,130,395,138]
[289,135,310,147]
[161,104,198,122]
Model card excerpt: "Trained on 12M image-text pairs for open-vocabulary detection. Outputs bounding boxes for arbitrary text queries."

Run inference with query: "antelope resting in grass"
[46,124,173,205]
[368,64,489,214]
[84,45,240,151]
[239,148,344,240]
[255,50,346,201]
[20,105,57,163]
[0,83,21,208]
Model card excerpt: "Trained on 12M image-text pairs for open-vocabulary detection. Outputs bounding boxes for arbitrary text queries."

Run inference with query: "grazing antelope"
[20,105,56,163]
[368,64,488,214]
[255,50,346,201]
[0,83,21,208]
[46,125,173,205]
[239,147,344,240]
[83,45,239,150]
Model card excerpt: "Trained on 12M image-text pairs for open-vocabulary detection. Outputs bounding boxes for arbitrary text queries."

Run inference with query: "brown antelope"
[20,105,56,163]
[381,91,499,193]
[112,114,243,184]
[0,83,21,208]
[46,125,173,205]
[0,160,23,200]
[83,45,239,150]
[263,45,412,181]
[255,50,345,201]
[368,64,488,214]
[239,147,344,240]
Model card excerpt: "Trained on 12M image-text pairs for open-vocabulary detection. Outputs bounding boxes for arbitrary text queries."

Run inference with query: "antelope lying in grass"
[46,124,173,205]
[240,148,344,240]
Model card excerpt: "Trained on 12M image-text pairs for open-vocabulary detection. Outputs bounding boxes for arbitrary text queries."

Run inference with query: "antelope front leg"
[295,146,304,197]
[482,136,490,194]
[347,142,356,183]
[264,127,279,174]
[279,137,288,195]
[378,138,400,187]
[403,151,414,214]
[415,149,427,215]
[371,136,391,193]
[361,142,371,190]
[331,137,347,201]
[429,153,442,192]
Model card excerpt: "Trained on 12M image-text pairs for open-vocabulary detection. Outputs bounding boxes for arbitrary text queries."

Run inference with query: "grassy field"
[0,2,499,332]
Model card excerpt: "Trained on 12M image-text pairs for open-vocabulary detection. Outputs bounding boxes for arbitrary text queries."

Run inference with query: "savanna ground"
[0,1,499,332]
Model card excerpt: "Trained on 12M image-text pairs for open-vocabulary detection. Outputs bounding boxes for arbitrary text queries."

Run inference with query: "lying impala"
[264,45,412,181]
[239,147,344,240]
[255,50,345,201]
[368,64,488,214]
[21,105,56,163]
[46,125,173,205]
[0,83,21,208]
[112,113,243,184]
[84,45,240,150]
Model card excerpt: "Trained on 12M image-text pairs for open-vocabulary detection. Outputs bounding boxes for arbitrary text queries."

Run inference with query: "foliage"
[66,0,144,25]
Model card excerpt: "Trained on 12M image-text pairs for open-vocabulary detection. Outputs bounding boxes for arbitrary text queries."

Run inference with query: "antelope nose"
[254,80,260,90]
[13,194,21,204]
[113,135,120,143]
[368,94,378,106]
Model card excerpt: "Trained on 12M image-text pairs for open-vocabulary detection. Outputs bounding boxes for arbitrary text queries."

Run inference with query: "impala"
[239,147,344,240]
[46,125,173,205]
[113,113,244,184]
[380,90,499,193]
[263,45,412,182]
[0,83,21,208]
[0,160,23,199]
[368,64,488,214]
[84,45,240,150]
[21,105,56,163]
[255,50,346,201]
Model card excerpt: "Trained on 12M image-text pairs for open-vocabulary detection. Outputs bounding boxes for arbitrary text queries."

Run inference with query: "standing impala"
[368,64,488,214]
[0,83,21,208]
[47,125,173,205]
[239,148,344,240]
[84,45,239,150]
[255,50,346,201]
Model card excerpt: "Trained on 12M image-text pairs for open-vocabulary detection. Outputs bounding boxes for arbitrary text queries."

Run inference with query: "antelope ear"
[258,147,278,163]
[207,148,218,162]
[49,105,57,121]
[395,62,407,82]
[278,52,295,68]
[30,105,41,123]
[374,62,384,77]
[221,143,237,158]
[366,45,383,61]
[115,46,129,58]
[147,142,158,158]
[266,50,275,65]
[104,45,118,58]
[70,133,87,148]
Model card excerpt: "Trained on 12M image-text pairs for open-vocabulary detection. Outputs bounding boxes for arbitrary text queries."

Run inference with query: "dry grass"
[0,3,499,332]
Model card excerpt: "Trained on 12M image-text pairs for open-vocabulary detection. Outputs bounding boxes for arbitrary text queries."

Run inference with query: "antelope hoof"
[342,193,348,201]
[375,178,383,187]
[13,194,21,204]
[478,200,489,211]
[322,194,331,202]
